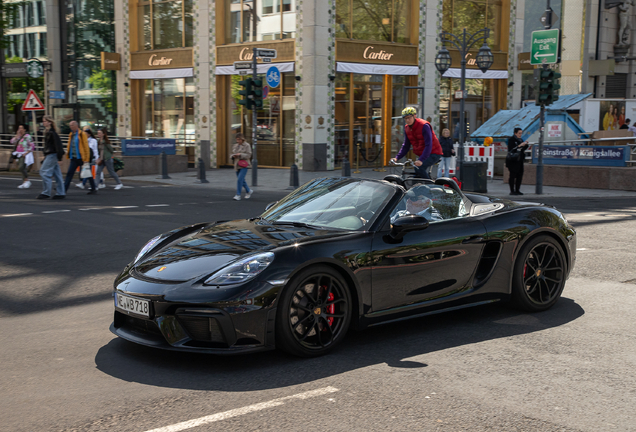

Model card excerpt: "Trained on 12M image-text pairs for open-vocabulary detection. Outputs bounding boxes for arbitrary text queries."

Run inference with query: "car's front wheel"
[276,265,352,357]
[511,235,567,312]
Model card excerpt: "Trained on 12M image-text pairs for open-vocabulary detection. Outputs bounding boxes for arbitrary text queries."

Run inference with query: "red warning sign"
[22,89,45,111]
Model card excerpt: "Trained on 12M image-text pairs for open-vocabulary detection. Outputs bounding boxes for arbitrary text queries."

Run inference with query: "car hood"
[134,219,351,282]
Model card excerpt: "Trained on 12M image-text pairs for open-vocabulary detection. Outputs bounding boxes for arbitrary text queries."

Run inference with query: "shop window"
[227,72,295,166]
[136,0,193,50]
[221,0,293,44]
[439,77,502,139]
[336,0,411,44]
[141,77,195,143]
[442,0,503,51]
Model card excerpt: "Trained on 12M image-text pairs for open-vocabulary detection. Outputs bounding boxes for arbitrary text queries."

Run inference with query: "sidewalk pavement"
[121,167,636,198]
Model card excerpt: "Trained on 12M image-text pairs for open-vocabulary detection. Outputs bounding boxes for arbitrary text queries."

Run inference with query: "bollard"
[160,151,171,179]
[198,158,209,183]
[341,157,351,177]
[287,163,300,190]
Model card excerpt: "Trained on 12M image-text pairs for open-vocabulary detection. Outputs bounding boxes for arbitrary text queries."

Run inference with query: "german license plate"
[115,293,150,318]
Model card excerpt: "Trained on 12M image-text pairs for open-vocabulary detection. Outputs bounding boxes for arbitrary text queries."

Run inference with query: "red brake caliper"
[327,292,335,326]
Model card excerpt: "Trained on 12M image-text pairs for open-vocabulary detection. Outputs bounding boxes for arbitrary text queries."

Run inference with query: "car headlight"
[134,235,162,263]
[204,252,274,286]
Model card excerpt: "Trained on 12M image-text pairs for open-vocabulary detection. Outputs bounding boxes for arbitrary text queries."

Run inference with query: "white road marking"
[143,386,339,432]
[112,206,138,209]
[42,210,71,214]
[576,248,587,251]
[146,204,169,207]
[78,208,104,211]
[1,213,34,217]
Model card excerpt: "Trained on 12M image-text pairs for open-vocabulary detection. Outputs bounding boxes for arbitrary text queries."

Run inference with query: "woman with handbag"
[37,116,66,199]
[231,133,253,201]
[506,127,530,195]
[11,124,35,189]
[95,128,124,190]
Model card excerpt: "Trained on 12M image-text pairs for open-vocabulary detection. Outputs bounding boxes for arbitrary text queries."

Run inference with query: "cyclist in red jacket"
[391,107,443,180]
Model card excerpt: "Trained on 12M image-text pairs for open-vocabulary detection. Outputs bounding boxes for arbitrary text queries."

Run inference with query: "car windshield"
[261,178,395,230]
[390,184,468,223]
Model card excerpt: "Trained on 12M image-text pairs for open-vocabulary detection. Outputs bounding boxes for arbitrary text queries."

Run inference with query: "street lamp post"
[435,28,494,181]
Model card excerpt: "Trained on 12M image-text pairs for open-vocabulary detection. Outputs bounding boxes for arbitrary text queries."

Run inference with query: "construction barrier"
[446,144,494,178]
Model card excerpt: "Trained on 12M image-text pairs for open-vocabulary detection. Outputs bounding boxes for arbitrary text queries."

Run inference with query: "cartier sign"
[101,52,121,71]
[336,41,417,65]
[131,49,193,70]
[217,40,294,65]
[449,50,507,71]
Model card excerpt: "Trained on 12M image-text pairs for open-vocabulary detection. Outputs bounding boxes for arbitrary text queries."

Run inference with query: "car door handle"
[462,236,484,244]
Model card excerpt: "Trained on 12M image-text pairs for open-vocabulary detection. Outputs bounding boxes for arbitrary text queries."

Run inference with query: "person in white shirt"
[76,127,100,189]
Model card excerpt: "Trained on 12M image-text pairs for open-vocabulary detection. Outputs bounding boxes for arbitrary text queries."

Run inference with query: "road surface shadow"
[95,297,584,391]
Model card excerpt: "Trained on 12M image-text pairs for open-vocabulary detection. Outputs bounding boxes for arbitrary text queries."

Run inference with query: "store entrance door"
[352,81,384,168]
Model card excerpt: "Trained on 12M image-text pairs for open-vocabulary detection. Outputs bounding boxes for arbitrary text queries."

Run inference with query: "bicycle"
[385,159,461,194]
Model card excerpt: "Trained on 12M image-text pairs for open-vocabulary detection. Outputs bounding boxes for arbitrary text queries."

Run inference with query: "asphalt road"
[1,176,635,432]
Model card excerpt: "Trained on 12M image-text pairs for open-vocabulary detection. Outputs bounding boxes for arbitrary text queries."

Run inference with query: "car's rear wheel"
[511,235,566,312]
[276,265,352,357]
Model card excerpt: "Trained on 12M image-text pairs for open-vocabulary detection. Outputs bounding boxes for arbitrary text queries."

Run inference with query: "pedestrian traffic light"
[534,68,560,106]
[238,77,253,109]
[251,78,263,109]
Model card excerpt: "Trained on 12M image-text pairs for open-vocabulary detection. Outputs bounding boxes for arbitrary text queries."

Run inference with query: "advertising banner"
[533,145,628,166]
[121,139,176,156]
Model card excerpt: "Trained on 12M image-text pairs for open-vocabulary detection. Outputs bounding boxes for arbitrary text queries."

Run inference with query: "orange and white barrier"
[447,144,494,178]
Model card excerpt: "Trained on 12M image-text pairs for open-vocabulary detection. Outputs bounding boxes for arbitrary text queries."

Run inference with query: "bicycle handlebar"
[389,159,415,167]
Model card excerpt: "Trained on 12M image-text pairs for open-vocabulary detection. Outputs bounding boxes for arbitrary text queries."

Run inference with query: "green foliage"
[87,69,115,112]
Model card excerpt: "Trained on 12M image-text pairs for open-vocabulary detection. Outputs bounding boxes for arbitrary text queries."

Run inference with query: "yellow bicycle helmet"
[401,107,417,118]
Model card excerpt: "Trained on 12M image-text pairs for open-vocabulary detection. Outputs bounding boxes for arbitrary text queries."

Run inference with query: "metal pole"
[251,47,258,187]
[536,65,548,195]
[458,29,467,181]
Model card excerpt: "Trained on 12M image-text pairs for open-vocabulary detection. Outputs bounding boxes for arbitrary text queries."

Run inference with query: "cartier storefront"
[215,40,296,168]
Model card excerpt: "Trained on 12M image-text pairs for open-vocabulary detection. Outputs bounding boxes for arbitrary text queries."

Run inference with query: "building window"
[221,0,294,44]
[443,0,504,51]
[36,1,46,26]
[141,77,195,140]
[137,0,193,50]
[335,0,412,44]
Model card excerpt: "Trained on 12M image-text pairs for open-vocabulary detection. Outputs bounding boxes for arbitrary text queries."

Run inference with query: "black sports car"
[110,176,576,357]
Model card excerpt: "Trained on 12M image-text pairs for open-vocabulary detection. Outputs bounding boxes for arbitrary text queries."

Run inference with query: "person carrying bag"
[231,133,253,201]
[506,127,530,196]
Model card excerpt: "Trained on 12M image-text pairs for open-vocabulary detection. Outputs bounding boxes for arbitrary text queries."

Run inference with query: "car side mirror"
[265,201,278,211]
[389,215,429,241]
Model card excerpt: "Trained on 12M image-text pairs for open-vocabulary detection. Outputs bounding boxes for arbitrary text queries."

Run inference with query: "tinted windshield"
[390,184,468,223]
[261,178,395,230]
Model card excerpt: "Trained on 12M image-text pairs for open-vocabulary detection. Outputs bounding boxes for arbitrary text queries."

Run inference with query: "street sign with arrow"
[531,29,560,65]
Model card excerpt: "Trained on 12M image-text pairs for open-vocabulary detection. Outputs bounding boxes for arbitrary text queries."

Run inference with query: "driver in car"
[391,193,443,223]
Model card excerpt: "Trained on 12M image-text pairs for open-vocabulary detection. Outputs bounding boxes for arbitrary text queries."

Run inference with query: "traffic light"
[238,77,253,109]
[251,78,263,109]
[534,68,561,106]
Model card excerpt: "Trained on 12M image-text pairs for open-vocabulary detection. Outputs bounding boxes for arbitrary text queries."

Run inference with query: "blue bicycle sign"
[266,66,281,88]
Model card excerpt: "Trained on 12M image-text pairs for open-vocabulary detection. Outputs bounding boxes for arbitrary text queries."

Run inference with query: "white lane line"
[146,204,170,207]
[78,208,104,211]
[576,248,587,251]
[42,210,71,214]
[112,206,138,209]
[1,213,34,217]
[143,386,339,432]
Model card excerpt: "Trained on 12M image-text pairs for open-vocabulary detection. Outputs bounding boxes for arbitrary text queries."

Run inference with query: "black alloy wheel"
[511,235,566,312]
[276,265,352,357]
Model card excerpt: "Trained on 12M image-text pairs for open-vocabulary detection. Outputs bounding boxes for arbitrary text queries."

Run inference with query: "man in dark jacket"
[391,107,443,179]
[506,127,530,195]
[37,115,66,199]
[437,128,455,178]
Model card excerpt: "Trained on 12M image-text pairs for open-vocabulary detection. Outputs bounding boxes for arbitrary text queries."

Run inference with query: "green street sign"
[531,29,560,65]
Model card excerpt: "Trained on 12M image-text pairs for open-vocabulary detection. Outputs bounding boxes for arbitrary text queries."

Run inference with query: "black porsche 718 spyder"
[111,176,576,357]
